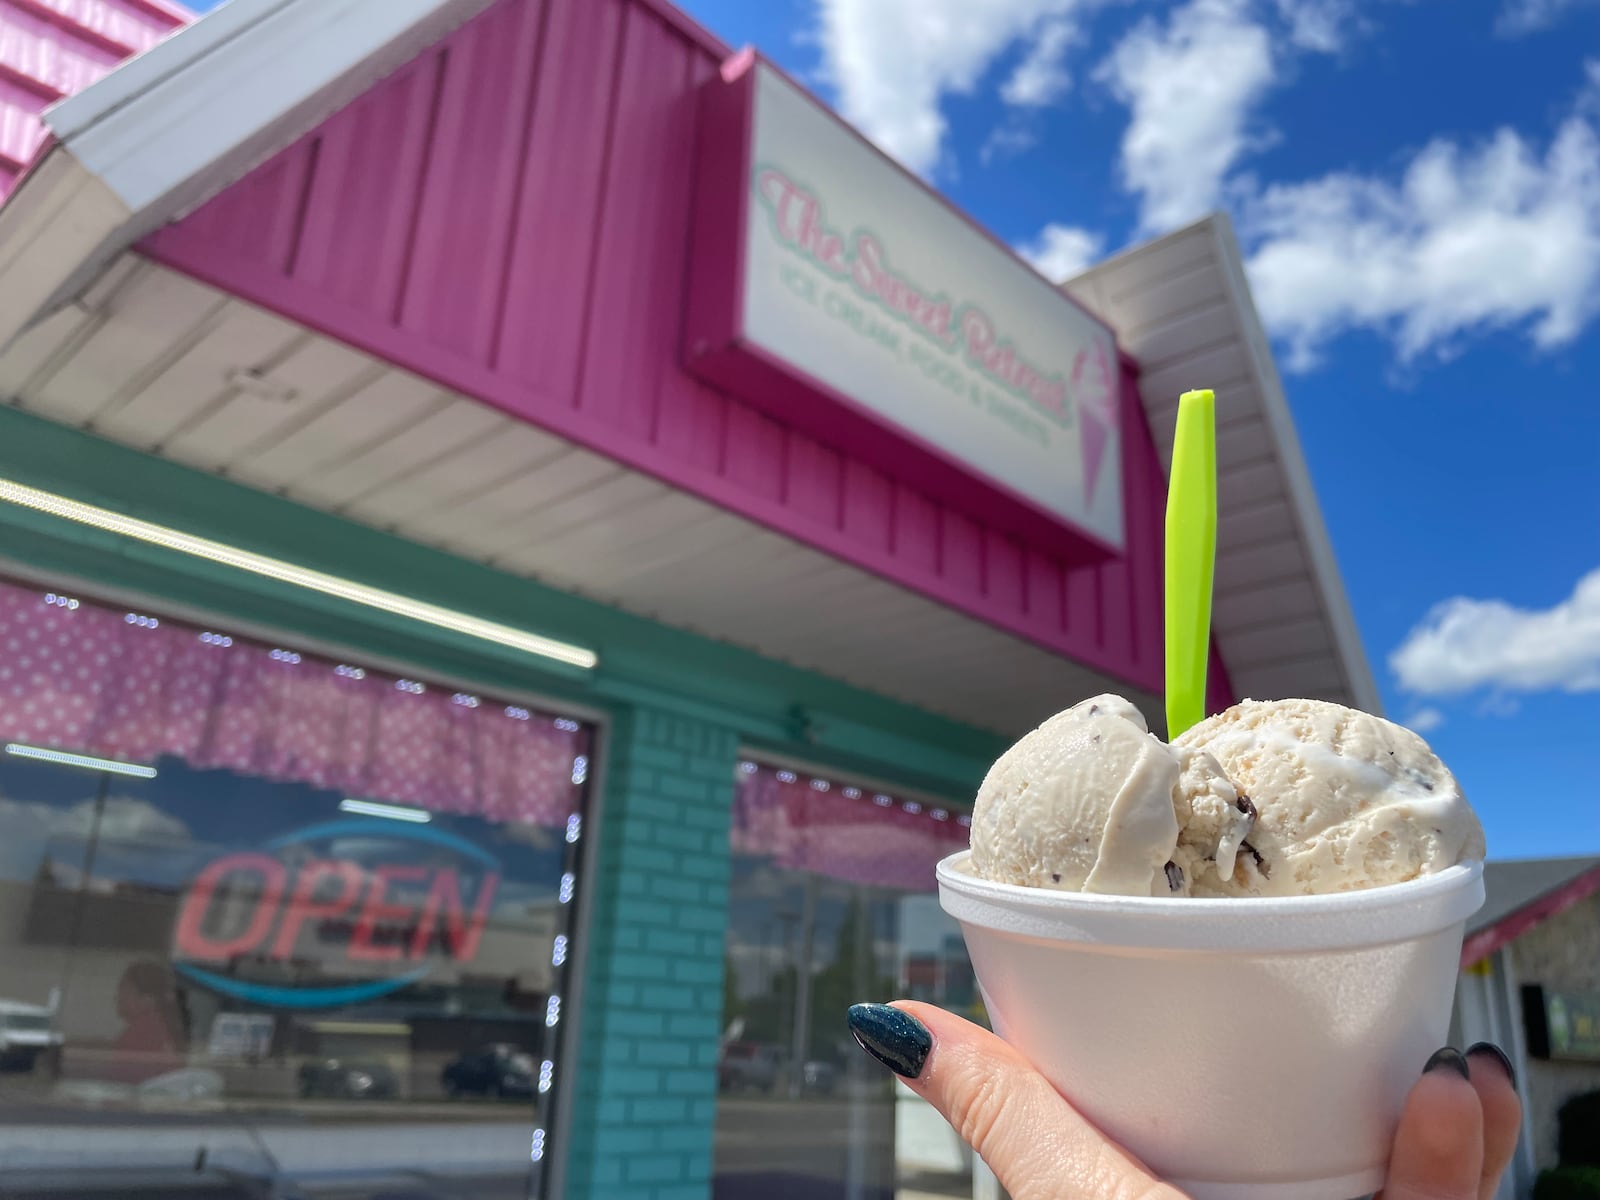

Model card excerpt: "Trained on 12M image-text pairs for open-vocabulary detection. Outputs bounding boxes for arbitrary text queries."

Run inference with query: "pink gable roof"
[0,0,187,199]
[136,0,1216,702]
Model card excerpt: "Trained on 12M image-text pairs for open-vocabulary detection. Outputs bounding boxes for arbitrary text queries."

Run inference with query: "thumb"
[847,1002,1187,1200]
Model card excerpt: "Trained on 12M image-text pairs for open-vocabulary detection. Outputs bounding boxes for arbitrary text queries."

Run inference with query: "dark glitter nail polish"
[847,1003,932,1080]
[1423,1047,1471,1081]
[1466,1042,1517,1087]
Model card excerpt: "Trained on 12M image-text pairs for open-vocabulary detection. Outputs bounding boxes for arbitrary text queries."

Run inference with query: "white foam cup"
[937,852,1485,1200]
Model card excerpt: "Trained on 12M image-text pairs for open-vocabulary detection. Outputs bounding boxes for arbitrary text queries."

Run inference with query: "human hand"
[847,1002,1521,1200]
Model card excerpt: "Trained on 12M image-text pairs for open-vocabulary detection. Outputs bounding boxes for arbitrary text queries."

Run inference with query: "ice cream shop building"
[0,0,1386,1197]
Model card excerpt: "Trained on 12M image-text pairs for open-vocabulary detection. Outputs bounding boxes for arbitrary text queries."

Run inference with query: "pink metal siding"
[141,0,1212,699]
[0,0,186,196]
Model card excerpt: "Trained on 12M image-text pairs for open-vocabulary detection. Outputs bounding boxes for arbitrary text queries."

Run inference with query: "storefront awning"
[0,252,1147,736]
[0,0,1376,737]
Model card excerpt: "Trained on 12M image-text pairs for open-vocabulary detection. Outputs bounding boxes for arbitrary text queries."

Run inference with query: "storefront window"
[715,760,982,1200]
[0,580,594,1199]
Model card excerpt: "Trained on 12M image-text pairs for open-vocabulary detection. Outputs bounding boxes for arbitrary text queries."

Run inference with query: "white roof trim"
[49,0,496,214]
[1205,214,1380,713]
[0,0,493,348]
[1063,212,1380,714]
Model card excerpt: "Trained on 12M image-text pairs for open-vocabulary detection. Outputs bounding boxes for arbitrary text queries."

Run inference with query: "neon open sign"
[172,818,501,1009]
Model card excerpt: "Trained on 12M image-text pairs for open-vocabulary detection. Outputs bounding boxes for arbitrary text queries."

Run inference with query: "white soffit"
[0,257,1149,739]
[1063,213,1380,713]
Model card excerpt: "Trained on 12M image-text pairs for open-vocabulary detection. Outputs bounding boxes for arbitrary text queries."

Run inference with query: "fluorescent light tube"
[5,743,157,778]
[339,797,432,823]
[0,478,597,670]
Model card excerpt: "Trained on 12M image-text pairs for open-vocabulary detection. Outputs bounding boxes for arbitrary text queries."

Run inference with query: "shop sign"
[172,818,500,1009]
[1542,990,1600,1061]
[686,54,1124,554]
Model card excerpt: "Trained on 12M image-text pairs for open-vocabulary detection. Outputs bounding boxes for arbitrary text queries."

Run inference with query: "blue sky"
[185,0,1599,861]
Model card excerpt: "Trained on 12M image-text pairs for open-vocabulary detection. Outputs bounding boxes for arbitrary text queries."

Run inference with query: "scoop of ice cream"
[969,695,1246,896]
[1173,698,1485,897]
[970,695,1175,895]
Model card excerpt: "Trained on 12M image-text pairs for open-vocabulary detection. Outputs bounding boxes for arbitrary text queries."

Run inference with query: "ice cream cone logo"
[1073,338,1116,505]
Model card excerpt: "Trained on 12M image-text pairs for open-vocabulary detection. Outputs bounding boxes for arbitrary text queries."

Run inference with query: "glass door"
[713,759,981,1200]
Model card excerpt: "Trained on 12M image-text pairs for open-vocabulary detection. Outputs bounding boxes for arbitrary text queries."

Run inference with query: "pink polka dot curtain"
[0,580,587,826]
[732,762,969,893]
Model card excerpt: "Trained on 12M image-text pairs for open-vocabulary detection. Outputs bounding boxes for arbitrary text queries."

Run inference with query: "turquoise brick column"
[562,704,738,1200]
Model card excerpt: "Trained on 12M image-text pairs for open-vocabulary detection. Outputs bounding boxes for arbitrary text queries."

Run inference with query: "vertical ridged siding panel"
[0,0,185,197]
[141,0,1193,698]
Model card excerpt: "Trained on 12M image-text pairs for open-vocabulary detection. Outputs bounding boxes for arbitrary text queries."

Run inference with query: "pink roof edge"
[1460,862,1600,968]
[121,0,193,25]
[0,0,193,200]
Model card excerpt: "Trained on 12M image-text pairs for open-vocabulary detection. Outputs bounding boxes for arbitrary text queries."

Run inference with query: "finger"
[1379,1048,1484,1200]
[1464,1043,1522,1200]
[847,1002,1185,1200]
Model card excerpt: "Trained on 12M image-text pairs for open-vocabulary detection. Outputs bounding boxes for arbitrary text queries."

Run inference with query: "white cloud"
[1478,692,1523,718]
[0,793,195,883]
[1018,223,1106,279]
[1273,0,1361,51]
[1580,57,1600,119]
[1402,706,1445,733]
[980,123,1040,165]
[1095,0,1277,234]
[53,795,190,841]
[1390,567,1600,697]
[1001,17,1078,106]
[1243,115,1600,369]
[1497,0,1600,36]
[813,0,1093,176]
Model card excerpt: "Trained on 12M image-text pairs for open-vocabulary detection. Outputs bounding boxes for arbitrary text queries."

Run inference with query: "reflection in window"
[715,761,980,1200]
[0,579,593,1199]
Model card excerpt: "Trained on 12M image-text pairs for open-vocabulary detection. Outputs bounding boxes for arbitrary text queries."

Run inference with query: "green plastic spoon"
[1164,388,1217,740]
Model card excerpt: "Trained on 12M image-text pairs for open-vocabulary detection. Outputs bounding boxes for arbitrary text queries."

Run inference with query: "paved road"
[714,1094,970,1200]
[0,1099,536,1200]
[0,1092,974,1200]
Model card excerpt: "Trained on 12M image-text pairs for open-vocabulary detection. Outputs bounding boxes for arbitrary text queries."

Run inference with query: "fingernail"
[1466,1042,1517,1087]
[1422,1047,1471,1081]
[847,1003,931,1080]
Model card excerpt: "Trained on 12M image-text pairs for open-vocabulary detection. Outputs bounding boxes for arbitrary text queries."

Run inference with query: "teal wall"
[0,406,1005,1200]
[564,707,739,1199]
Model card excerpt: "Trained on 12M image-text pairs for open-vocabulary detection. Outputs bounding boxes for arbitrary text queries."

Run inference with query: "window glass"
[714,760,982,1200]
[0,580,593,1199]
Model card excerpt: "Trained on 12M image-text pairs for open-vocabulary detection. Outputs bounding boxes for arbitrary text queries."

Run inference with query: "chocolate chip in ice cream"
[1240,840,1270,878]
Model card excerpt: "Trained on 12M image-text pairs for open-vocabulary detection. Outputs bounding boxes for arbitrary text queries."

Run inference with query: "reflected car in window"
[800,1058,839,1096]
[440,1043,536,1099]
[0,995,64,1071]
[297,1057,400,1100]
[717,1041,782,1093]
